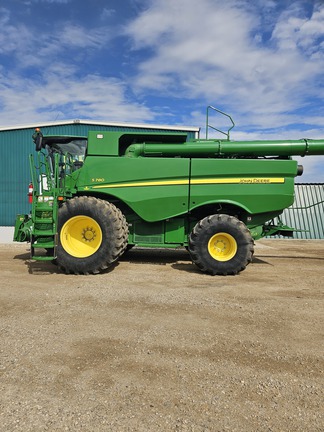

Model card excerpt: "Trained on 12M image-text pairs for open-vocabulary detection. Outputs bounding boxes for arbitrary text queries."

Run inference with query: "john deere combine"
[13,107,324,275]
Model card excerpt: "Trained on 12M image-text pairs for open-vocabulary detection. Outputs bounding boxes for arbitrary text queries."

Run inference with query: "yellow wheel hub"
[60,215,102,258]
[208,232,237,262]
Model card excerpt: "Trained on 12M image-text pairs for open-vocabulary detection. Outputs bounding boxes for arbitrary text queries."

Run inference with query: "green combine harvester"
[13,107,324,275]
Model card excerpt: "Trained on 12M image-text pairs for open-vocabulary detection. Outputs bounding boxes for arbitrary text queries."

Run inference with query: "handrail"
[206,106,235,140]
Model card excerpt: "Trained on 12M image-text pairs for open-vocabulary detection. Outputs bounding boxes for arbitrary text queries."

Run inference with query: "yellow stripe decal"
[191,177,285,185]
[93,179,189,189]
[91,177,285,189]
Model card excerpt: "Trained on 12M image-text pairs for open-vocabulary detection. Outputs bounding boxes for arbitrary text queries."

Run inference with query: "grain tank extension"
[13,108,324,275]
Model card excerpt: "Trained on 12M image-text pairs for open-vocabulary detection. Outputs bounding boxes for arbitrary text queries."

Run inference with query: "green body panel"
[189,159,297,215]
[74,156,297,225]
[87,131,119,156]
[128,217,186,246]
[164,218,186,243]
[76,156,190,221]
[87,130,189,156]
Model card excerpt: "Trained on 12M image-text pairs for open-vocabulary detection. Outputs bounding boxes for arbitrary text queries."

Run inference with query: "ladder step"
[32,242,56,249]
[35,204,54,210]
[35,218,54,224]
[32,255,56,261]
[33,230,56,236]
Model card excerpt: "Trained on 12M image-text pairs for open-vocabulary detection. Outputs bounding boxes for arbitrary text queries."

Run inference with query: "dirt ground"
[0,240,323,432]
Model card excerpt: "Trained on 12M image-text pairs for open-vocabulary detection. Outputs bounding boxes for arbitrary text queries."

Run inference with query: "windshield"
[45,137,87,162]
[44,137,87,177]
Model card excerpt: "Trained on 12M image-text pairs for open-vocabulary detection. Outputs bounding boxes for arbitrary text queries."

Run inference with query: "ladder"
[30,195,58,261]
[29,152,60,261]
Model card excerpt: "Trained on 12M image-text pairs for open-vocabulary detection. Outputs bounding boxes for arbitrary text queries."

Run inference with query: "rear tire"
[56,196,128,274]
[188,214,254,275]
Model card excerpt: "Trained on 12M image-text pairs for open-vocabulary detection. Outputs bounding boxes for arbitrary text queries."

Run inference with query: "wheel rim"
[61,215,102,258]
[208,232,237,262]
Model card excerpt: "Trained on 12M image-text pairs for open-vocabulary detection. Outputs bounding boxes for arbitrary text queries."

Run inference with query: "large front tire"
[56,196,128,274]
[188,214,254,275]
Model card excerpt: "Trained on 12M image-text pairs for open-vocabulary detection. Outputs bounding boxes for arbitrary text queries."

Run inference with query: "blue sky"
[0,0,323,181]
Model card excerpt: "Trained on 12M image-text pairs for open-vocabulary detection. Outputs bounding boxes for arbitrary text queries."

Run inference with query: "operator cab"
[33,128,87,173]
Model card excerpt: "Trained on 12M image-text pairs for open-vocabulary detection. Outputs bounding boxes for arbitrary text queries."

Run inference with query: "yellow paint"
[93,179,190,189]
[191,177,285,185]
[208,232,237,261]
[60,215,102,258]
[91,177,285,189]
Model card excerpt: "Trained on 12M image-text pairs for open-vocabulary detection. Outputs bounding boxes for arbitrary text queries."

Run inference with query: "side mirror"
[32,129,43,151]
[35,135,43,151]
[35,134,43,151]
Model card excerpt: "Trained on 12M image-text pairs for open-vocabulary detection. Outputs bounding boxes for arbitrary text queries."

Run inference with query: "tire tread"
[188,214,254,276]
[57,196,128,274]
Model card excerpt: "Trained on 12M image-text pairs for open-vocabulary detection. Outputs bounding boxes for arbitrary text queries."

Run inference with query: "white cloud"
[100,8,116,21]
[125,0,324,128]
[58,24,108,48]
[272,2,324,56]
[0,8,32,55]
[0,7,10,24]
[0,69,154,126]
[0,7,111,68]
[0,4,156,127]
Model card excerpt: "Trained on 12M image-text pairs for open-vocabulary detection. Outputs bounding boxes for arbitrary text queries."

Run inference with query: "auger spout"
[125,139,324,158]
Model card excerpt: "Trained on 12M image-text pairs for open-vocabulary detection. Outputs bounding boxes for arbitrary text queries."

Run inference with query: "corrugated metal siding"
[278,183,324,239]
[1,128,33,226]
[0,123,197,226]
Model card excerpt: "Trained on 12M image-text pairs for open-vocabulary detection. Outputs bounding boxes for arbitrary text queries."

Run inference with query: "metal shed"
[277,183,324,239]
[0,119,199,236]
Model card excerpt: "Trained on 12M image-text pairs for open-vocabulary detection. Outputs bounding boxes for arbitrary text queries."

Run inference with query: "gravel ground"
[0,240,323,431]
